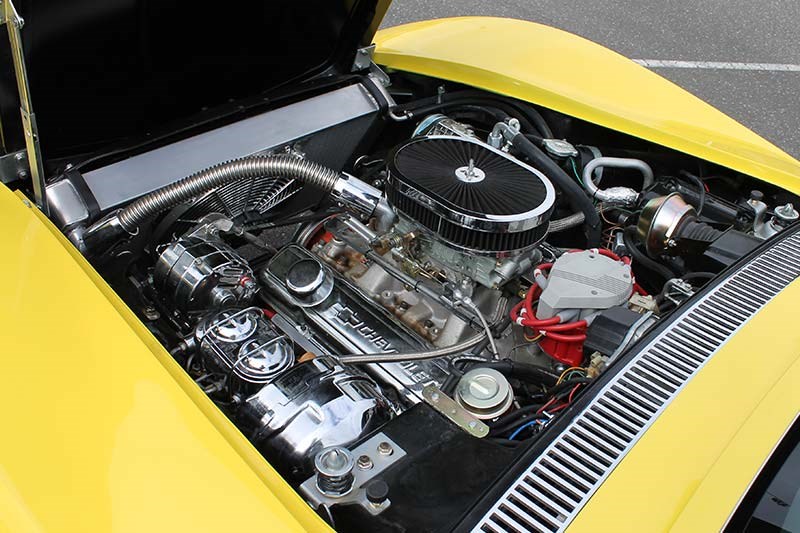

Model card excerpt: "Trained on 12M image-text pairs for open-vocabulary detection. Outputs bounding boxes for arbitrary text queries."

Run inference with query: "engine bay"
[41,73,799,531]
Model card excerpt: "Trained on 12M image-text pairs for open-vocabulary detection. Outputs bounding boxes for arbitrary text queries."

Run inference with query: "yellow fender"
[0,187,329,532]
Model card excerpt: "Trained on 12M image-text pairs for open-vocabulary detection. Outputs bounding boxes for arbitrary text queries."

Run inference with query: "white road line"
[633,59,800,72]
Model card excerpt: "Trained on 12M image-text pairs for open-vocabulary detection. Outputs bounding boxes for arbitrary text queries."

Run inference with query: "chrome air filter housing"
[386,136,555,256]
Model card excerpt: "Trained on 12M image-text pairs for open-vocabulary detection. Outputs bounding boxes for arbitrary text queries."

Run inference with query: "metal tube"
[118,155,341,231]
[581,157,654,206]
[460,297,499,358]
[79,155,390,255]
[336,331,487,364]
[3,1,47,214]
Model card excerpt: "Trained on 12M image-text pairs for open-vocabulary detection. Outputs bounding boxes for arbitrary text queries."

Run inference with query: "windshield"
[727,417,800,532]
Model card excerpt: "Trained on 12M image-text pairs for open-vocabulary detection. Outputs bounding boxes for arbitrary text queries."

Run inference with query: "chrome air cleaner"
[386,136,555,256]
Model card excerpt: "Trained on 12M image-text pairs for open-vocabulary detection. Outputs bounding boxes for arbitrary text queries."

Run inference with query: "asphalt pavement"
[382,1,800,160]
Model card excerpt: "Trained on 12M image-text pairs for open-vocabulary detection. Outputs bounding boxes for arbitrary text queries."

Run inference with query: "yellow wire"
[556,366,586,385]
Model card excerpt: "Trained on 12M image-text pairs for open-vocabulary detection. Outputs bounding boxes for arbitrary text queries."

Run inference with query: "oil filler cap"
[287,259,325,295]
[282,256,334,307]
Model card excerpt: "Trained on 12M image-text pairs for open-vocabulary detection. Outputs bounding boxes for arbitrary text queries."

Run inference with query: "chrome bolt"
[143,307,160,321]
[357,455,374,470]
[377,441,393,456]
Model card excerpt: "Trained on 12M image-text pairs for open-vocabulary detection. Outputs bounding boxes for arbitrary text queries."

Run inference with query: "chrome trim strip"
[474,229,800,533]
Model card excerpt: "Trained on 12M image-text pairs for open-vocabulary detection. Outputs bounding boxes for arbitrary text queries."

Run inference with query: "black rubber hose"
[398,90,554,138]
[523,133,545,146]
[406,100,539,136]
[450,108,544,146]
[443,357,560,395]
[460,95,553,138]
[682,271,716,283]
[680,170,706,217]
[622,226,676,282]
[448,105,509,125]
[471,360,560,387]
[440,373,461,396]
[510,133,602,246]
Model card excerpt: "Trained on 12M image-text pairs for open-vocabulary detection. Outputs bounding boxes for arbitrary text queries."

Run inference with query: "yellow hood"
[375,17,800,193]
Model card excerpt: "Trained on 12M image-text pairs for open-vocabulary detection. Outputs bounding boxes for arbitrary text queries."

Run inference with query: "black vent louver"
[387,136,554,255]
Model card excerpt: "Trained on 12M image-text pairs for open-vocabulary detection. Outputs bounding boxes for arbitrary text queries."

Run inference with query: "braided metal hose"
[548,212,585,233]
[117,155,341,232]
[336,332,487,364]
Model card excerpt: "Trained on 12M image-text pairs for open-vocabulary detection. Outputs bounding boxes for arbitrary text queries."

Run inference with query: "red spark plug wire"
[509,248,645,365]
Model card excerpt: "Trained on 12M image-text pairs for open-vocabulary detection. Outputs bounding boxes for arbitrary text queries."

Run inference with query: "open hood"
[0,0,391,160]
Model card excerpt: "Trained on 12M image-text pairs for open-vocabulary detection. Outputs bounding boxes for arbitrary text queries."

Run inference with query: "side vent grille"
[475,229,800,533]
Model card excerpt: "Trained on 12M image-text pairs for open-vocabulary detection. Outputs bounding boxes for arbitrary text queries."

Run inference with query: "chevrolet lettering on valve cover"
[2,1,800,532]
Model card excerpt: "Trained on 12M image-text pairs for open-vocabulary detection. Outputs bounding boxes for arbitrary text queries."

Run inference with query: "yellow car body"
[1,16,798,533]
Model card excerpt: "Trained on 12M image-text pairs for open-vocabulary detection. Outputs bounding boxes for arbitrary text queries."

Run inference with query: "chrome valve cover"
[260,243,458,404]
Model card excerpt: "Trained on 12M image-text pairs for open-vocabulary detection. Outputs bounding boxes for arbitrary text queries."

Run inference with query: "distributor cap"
[537,251,634,319]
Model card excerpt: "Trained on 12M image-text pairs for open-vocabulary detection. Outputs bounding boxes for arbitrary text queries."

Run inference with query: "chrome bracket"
[0,0,48,214]
[352,44,376,72]
[0,148,27,184]
[422,384,489,438]
[366,63,391,88]
[299,433,406,516]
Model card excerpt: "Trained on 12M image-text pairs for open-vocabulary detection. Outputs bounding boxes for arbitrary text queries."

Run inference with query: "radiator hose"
[77,155,394,254]
[508,132,602,246]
